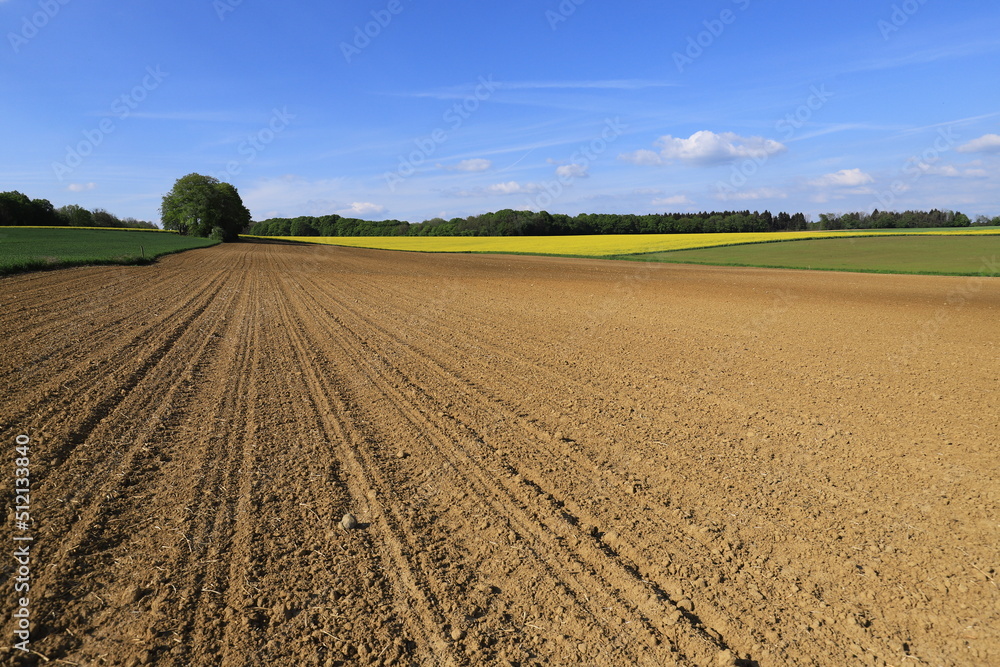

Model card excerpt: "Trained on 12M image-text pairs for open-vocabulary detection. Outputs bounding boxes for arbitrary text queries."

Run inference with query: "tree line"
[0,191,156,229]
[249,210,810,237]
[6,179,995,242]
[814,209,982,230]
[248,207,990,238]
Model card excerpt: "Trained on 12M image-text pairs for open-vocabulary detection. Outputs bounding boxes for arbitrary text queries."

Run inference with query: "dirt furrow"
[2,242,998,666]
[270,270,458,666]
[285,270,749,665]
[0,267,231,457]
[291,261,788,661]
[0,262,248,664]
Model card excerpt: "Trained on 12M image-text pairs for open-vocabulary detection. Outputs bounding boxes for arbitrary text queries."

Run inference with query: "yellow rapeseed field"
[246,229,1000,257]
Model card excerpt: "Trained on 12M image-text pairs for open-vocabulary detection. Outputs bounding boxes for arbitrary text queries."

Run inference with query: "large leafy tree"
[160,174,251,241]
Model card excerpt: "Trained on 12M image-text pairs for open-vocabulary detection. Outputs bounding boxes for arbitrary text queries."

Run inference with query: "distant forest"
[4,189,995,238]
[248,208,992,238]
[0,191,156,229]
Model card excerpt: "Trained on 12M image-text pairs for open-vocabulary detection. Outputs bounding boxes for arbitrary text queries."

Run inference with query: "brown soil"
[1,243,998,666]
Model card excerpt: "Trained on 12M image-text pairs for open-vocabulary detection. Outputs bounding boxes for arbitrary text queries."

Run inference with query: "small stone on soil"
[340,513,359,530]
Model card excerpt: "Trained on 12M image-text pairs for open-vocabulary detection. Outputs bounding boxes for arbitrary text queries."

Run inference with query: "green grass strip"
[0,227,218,277]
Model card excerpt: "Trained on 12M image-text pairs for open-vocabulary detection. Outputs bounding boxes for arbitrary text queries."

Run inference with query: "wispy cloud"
[487,181,544,195]
[808,168,874,188]
[102,111,243,122]
[895,112,1000,138]
[439,158,493,172]
[403,79,676,98]
[495,79,677,91]
[784,123,884,143]
[652,195,694,206]
[847,40,1000,74]
[957,134,1000,154]
[340,202,386,217]
[715,187,787,202]
[440,181,549,198]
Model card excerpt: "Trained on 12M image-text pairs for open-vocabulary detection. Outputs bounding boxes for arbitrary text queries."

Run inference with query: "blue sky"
[2,0,999,224]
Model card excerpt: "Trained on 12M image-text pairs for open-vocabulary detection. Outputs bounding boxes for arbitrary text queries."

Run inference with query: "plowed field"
[2,242,998,666]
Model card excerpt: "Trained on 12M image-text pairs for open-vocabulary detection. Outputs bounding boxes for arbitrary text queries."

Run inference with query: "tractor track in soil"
[1,242,998,666]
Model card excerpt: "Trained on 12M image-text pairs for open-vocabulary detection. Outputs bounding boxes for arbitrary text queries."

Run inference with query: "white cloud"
[555,163,588,179]
[67,182,97,192]
[715,187,787,202]
[487,181,544,195]
[489,181,524,195]
[621,131,787,167]
[931,165,961,177]
[904,159,990,179]
[652,195,693,206]
[340,202,386,217]
[442,158,492,172]
[618,149,663,166]
[957,133,1000,154]
[808,168,874,188]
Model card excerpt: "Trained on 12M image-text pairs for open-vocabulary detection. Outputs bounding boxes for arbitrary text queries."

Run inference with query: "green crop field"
[0,227,218,276]
[618,235,1000,276]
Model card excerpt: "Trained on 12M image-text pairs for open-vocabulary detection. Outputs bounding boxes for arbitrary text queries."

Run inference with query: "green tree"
[289,218,318,236]
[30,198,58,226]
[160,174,251,241]
[214,182,252,239]
[92,208,123,228]
[0,191,32,225]
[57,204,95,227]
